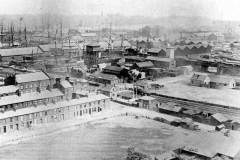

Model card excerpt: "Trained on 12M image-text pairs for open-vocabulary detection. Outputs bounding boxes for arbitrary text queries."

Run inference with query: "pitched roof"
[191,72,209,81]
[0,85,18,95]
[156,151,177,160]
[181,132,240,159]
[0,47,39,57]
[124,56,145,62]
[135,61,154,68]
[0,89,64,106]
[211,113,229,122]
[98,85,114,92]
[103,66,123,72]
[16,72,49,83]
[117,91,134,99]
[183,109,202,115]
[175,44,210,50]
[0,94,109,120]
[60,80,73,88]
[148,48,166,53]
[182,145,216,158]
[91,73,119,81]
[146,56,174,62]
[139,96,155,101]
[159,103,182,112]
[209,75,235,84]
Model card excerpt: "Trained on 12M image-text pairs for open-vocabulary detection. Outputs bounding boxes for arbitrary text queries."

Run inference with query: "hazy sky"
[0,0,239,21]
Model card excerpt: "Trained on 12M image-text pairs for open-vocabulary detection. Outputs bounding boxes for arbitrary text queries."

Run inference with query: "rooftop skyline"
[0,0,239,21]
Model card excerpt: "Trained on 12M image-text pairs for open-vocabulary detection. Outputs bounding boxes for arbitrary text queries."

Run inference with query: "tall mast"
[0,23,3,43]
[60,21,63,45]
[24,25,27,47]
[108,22,112,57]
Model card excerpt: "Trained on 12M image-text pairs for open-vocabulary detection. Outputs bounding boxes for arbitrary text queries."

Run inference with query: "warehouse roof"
[146,56,174,62]
[60,80,73,88]
[135,61,154,68]
[0,85,18,95]
[103,66,123,72]
[91,73,119,81]
[124,56,145,62]
[0,47,39,57]
[211,113,229,123]
[0,89,64,106]
[139,96,155,101]
[16,72,49,83]
[148,48,166,53]
[180,132,240,159]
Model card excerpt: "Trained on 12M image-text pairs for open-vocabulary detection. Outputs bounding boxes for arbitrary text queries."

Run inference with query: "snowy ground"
[0,102,239,160]
[153,75,240,108]
[0,101,214,148]
[0,111,195,160]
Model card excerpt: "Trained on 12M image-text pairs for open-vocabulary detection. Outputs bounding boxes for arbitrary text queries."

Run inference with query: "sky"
[0,0,239,21]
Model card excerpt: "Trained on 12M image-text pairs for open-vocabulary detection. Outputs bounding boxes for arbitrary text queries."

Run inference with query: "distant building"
[0,85,18,97]
[102,66,123,76]
[133,61,154,70]
[190,72,237,89]
[83,44,103,68]
[146,56,176,69]
[15,71,52,93]
[81,32,97,42]
[210,113,230,126]
[147,47,175,59]
[190,72,210,87]
[0,94,109,134]
[147,48,167,57]
[0,47,40,63]
[54,79,74,100]
[174,44,212,57]
[137,96,159,111]
[88,72,121,85]
[208,75,236,89]
[124,56,145,63]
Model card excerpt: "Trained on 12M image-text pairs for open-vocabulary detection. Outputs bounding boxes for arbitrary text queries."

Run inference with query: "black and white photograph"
[0,0,240,159]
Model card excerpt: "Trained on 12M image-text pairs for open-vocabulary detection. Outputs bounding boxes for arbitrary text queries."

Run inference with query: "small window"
[10,125,13,129]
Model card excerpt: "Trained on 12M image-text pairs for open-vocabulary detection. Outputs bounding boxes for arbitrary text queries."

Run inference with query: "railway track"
[151,93,240,120]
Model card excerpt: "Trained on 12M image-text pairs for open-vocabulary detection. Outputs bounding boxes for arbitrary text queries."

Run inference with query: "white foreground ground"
[0,101,239,160]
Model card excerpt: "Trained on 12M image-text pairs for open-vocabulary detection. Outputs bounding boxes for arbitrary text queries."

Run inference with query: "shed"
[215,124,225,131]
[190,72,210,87]
[210,113,229,126]
[209,75,236,89]
[102,66,123,76]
